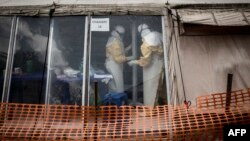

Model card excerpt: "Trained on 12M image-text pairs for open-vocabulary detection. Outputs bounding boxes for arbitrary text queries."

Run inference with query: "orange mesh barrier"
[196,88,250,109]
[0,89,250,140]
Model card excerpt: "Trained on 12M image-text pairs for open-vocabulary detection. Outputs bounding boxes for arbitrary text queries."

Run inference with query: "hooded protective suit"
[105,28,127,93]
[130,24,163,106]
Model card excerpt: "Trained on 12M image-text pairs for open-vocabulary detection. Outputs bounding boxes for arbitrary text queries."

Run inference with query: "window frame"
[0,15,170,107]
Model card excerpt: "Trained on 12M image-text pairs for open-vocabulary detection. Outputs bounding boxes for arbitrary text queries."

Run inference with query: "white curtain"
[179,35,250,105]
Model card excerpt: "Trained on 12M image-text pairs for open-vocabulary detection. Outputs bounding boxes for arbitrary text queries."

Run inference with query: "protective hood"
[142,31,162,46]
[106,31,122,47]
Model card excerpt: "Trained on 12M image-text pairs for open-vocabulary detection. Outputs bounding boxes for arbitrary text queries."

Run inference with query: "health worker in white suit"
[128,24,163,106]
[105,25,133,93]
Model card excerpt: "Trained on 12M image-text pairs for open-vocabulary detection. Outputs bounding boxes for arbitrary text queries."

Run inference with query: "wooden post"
[162,8,173,140]
[94,81,98,139]
[225,73,233,111]
[94,81,98,107]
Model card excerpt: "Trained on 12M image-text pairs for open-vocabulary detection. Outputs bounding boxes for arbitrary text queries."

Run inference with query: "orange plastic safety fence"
[0,89,250,140]
[196,88,250,109]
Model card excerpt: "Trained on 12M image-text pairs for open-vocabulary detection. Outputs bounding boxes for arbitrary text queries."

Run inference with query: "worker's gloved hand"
[128,60,137,66]
[126,56,135,61]
[63,67,80,78]
[101,78,110,84]
[125,44,132,52]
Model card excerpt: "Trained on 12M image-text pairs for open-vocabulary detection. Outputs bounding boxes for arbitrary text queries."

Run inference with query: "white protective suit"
[130,25,163,106]
[105,30,127,93]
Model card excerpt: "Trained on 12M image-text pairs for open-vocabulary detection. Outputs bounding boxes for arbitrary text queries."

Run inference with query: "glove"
[101,78,111,84]
[125,44,132,52]
[63,67,80,78]
[126,56,135,61]
[128,60,137,66]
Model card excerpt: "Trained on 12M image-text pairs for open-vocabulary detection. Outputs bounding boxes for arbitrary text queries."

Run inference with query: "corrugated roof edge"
[0,2,250,16]
[169,3,250,9]
[0,3,167,16]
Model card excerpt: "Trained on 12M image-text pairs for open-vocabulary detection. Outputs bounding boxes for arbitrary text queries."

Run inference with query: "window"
[46,16,86,105]
[9,17,50,104]
[0,17,12,102]
[89,16,166,106]
[0,15,167,106]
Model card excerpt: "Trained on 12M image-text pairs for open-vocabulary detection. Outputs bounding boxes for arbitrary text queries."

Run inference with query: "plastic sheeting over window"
[0,17,12,102]
[46,16,85,105]
[9,17,50,104]
[89,16,166,107]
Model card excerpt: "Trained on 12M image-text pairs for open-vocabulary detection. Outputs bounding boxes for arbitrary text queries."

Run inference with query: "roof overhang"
[172,4,250,26]
[0,0,167,16]
[0,0,250,26]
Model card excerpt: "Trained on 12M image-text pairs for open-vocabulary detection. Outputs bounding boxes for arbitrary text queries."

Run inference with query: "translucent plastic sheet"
[179,35,250,105]
[0,88,249,140]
